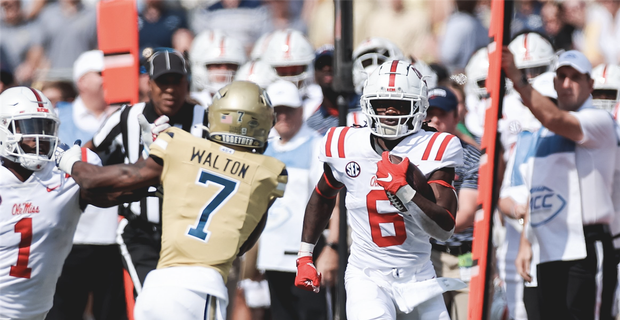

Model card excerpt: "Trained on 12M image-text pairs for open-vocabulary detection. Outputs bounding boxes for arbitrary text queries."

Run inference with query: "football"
[388,154,436,203]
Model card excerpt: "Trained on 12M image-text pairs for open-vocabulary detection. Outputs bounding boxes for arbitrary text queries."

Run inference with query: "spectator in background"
[583,0,620,66]
[41,81,77,108]
[430,62,450,87]
[257,80,332,320]
[138,48,153,103]
[46,49,126,320]
[0,0,44,85]
[305,45,363,135]
[541,1,574,52]
[511,0,545,36]
[426,87,480,320]
[440,0,489,73]
[562,0,587,52]
[0,47,15,93]
[139,0,193,55]
[0,70,13,93]
[357,0,433,62]
[36,0,97,81]
[265,0,307,34]
[190,0,271,54]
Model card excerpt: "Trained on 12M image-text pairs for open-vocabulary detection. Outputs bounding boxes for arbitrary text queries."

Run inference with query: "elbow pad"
[405,201,454,241]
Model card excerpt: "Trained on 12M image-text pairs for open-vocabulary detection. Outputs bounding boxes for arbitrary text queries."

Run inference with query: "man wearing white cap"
[502,48,618,319]
[47,50,127,320]
[256,80,334,319]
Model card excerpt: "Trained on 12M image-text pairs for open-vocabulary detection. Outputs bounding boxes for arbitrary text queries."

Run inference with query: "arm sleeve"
[439,16,471,69]
[572,108,616,149]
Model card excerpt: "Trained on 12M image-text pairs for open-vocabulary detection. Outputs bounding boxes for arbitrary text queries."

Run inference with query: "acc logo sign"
[529,186,566,227]
[345,161,361,178]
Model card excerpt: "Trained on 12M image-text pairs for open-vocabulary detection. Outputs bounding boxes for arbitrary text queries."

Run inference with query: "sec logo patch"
[345,161,361,178]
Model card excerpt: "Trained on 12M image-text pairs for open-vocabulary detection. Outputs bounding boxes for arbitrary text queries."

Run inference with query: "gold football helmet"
[207,81,274,151]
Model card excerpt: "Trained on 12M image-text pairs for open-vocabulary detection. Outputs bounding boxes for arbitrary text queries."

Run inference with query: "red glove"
[376,151,416,212]
[376,151,410,195]
[295,256,322,293]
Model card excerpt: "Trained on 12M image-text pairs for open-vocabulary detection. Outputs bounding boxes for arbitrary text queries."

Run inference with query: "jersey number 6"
[367,190,407,247]
[187,170,239,242]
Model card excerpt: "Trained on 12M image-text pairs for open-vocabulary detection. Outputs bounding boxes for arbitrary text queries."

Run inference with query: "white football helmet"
[412,59,438,91]
[509,32,556,80]
[234,60,279,89]
[0,87,59,171]
[261,29,315,88]
[250,31,274,61]
[352,37,406,94]
[465,47,490,98]
[190,30,247,93]
[591,64,620,112]
[361,60,429,139]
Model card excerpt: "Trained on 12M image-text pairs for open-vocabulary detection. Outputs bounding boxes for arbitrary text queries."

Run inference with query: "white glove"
[56,142,83,174]
[138,114,170,149]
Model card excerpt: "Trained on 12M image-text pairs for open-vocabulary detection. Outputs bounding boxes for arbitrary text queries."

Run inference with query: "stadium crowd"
[1,0,619,319]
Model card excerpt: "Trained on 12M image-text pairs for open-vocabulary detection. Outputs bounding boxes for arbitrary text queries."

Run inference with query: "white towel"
[391,277,467,314]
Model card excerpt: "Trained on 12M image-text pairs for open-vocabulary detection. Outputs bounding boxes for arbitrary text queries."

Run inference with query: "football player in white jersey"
[500,32,556,161]
[295,60,465,320]
[0,87,104,320]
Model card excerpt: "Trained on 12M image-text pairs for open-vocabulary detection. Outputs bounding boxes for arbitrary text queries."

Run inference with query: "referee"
[83,49,207,299]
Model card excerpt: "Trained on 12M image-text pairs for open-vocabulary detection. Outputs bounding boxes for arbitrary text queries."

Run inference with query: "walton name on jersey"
[190,147,251,179]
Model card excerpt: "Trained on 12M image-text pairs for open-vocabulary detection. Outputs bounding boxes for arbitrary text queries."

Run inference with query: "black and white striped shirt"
[91,101,207,223]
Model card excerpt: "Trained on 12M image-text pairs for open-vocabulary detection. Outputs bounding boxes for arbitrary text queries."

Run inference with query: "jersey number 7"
[187,169,239,243]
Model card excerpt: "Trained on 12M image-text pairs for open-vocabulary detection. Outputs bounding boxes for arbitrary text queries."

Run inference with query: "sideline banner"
[97,0,139,105]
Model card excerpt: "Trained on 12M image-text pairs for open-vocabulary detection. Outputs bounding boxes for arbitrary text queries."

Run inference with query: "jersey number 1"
[10,218,33,279]
[187,170,239,242]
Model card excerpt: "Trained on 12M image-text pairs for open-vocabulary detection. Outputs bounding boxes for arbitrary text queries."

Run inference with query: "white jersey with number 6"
[319,126,463,270]
[0,149,100,320]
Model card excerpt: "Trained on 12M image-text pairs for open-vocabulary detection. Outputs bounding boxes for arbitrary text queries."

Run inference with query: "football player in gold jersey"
[56,81,288,320]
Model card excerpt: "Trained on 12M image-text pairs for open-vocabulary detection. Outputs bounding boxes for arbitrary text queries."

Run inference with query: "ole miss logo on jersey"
[12,202,40,215]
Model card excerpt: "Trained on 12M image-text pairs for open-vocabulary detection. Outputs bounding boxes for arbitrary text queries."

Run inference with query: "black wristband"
[326,242,339,250]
